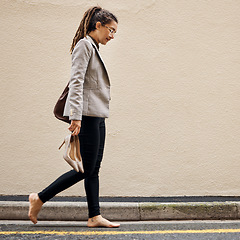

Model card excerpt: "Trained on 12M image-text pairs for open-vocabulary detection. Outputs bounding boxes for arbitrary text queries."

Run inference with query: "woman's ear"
[95,21,102,30]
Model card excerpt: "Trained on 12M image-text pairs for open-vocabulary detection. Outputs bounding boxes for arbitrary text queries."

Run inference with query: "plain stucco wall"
[1,0,240,197]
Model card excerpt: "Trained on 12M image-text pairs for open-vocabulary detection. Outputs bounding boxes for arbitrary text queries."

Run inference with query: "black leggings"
[38,116,105,218]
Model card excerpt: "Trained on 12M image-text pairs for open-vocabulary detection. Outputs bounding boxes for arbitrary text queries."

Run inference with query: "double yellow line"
[1,229,240,235]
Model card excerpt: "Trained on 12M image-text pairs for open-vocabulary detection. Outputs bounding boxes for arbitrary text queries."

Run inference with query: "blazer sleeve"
[68,39,93,120]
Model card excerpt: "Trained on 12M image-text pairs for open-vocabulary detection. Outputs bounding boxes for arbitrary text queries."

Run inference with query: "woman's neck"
[89,32,99,44]
[88,33,99,49]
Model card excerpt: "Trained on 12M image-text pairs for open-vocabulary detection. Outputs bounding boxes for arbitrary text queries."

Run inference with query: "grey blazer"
[63,36,110,121]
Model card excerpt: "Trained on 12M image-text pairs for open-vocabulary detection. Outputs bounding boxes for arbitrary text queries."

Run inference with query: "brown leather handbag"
[53,82,71,124]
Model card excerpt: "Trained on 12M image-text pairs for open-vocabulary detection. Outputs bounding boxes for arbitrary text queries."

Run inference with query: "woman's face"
[96,20,118,45]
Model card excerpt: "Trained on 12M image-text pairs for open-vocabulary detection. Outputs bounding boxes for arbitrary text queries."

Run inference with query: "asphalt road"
[1,220,240,239]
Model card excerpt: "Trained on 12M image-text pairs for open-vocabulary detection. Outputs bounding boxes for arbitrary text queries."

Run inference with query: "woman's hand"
[68,120,81,136]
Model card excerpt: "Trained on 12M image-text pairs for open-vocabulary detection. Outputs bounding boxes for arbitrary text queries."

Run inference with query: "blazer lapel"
[86,36,110,84]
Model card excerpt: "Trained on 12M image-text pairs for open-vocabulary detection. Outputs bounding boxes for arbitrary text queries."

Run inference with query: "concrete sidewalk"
[1,196,240,221]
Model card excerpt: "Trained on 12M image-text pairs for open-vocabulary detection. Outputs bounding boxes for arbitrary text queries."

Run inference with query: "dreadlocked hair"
[70,6,118,54]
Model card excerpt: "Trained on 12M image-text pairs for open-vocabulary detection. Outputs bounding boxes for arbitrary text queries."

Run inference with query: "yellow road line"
[1,229,240,235]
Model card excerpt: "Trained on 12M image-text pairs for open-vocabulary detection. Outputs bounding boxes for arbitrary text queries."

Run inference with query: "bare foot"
[87,215,120,228]
[28,193,43,224]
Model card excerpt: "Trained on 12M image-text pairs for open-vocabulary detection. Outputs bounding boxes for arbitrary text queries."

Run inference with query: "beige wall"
[1,0,240,197]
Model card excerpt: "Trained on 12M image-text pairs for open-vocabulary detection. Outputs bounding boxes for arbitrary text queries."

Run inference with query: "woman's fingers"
[72,126,80,136]
[68,120,81,135]
[68,123,74,132]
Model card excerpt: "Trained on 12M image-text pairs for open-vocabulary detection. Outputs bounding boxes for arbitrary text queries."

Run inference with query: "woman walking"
[28,6,120,228]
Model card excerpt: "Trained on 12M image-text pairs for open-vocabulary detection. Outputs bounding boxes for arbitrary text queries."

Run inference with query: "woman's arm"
[67,39,93,135]
[68,39,93,121]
